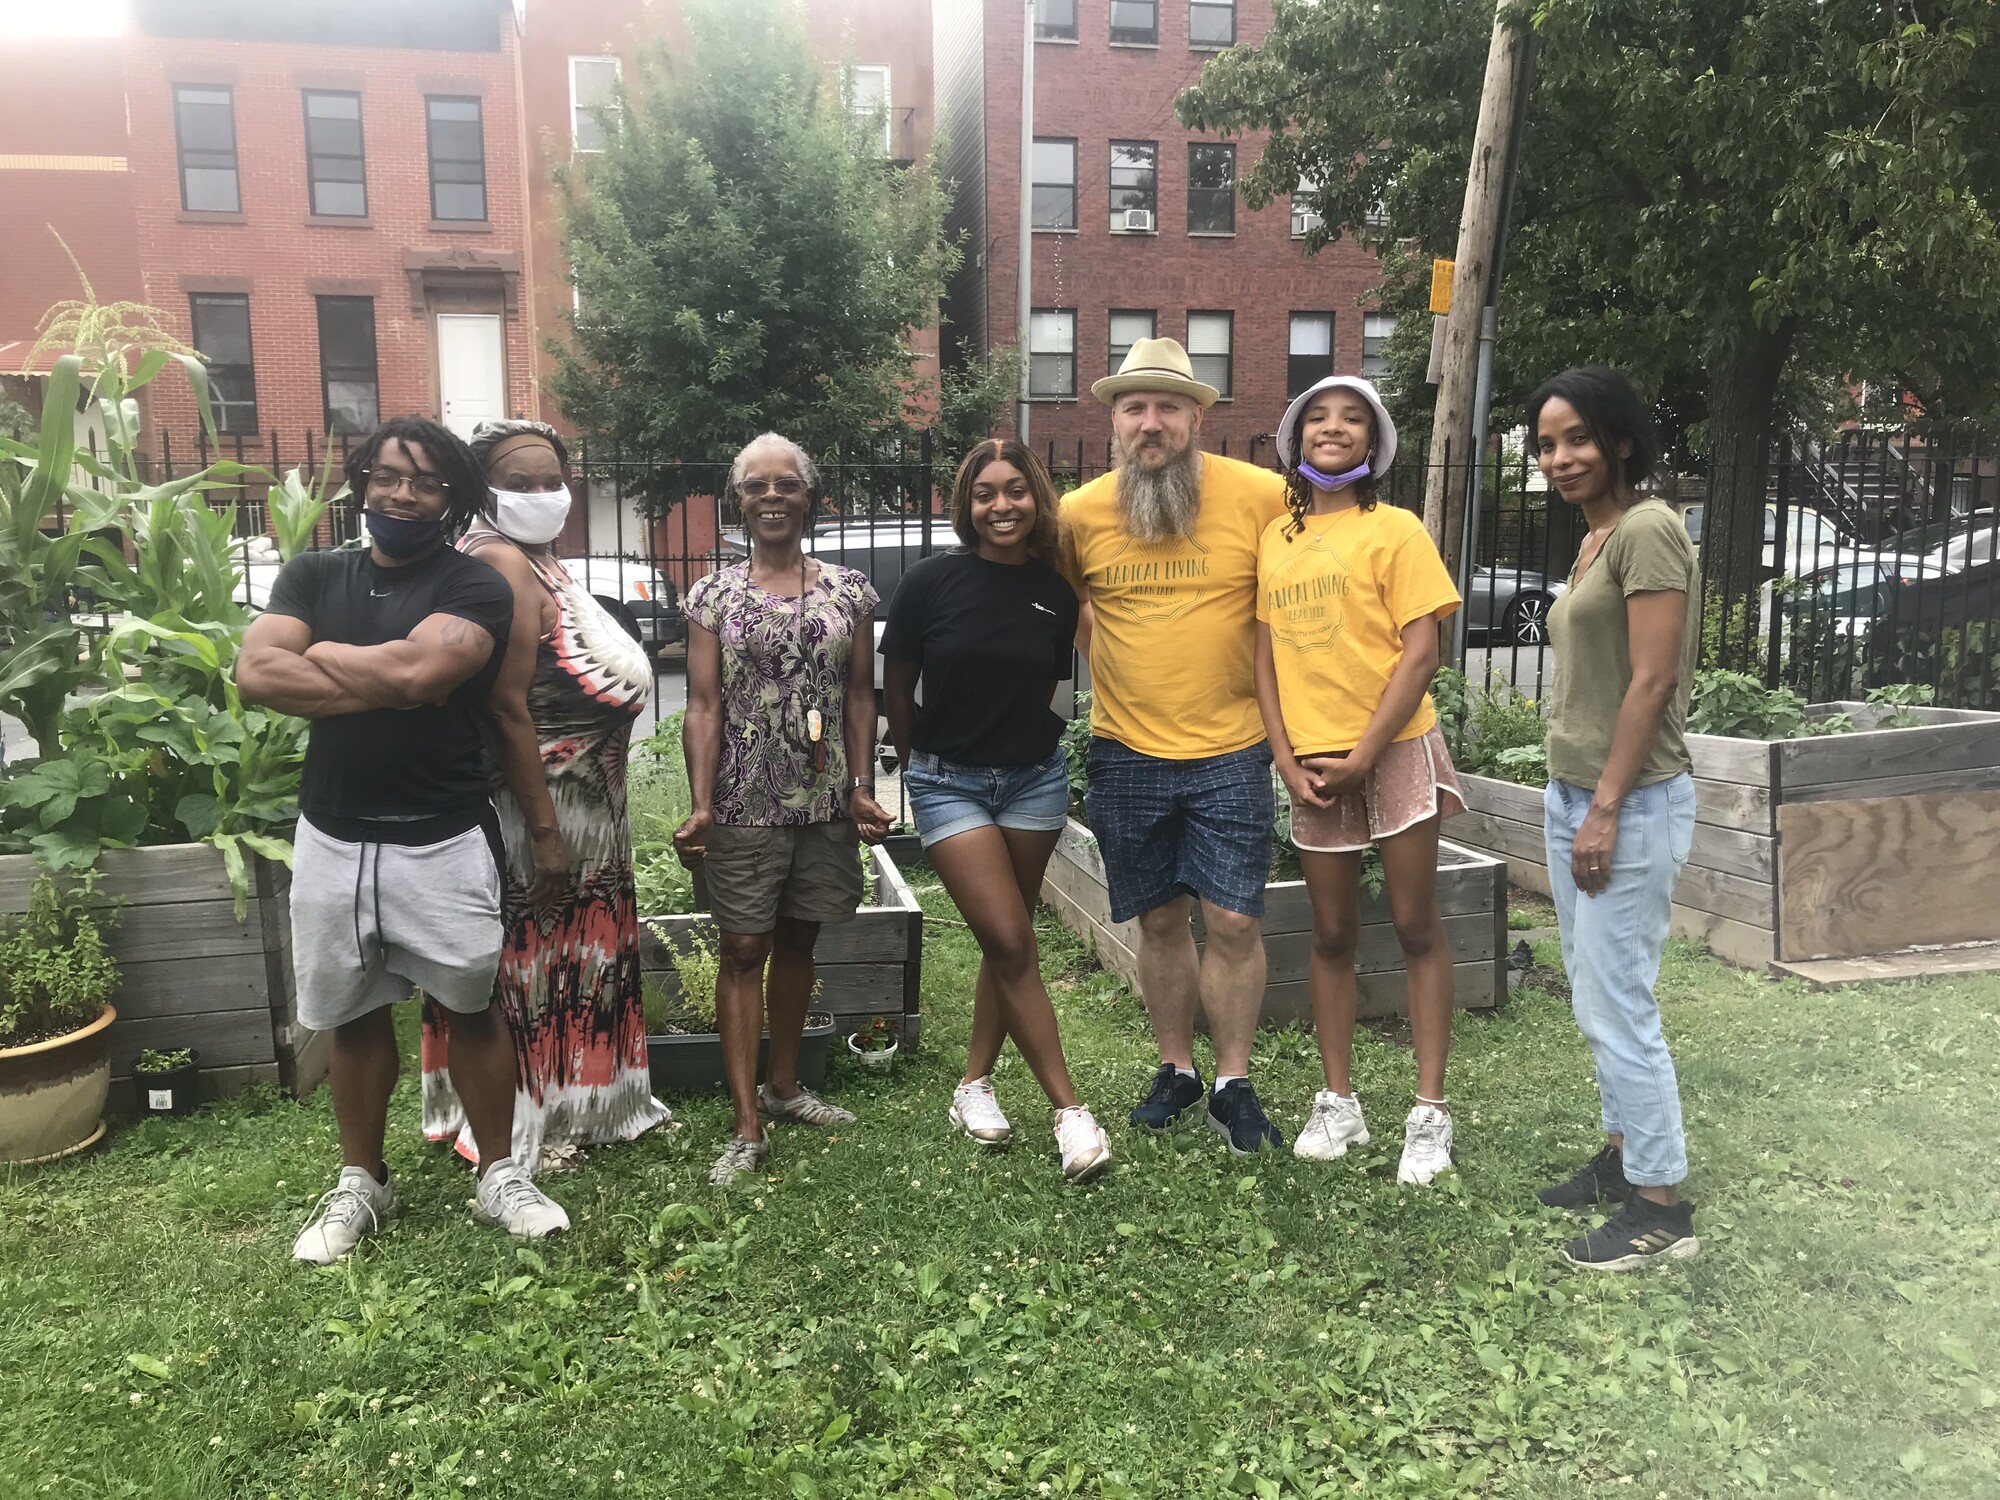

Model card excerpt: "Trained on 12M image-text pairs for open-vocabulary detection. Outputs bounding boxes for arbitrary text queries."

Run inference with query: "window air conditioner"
[1292,209,1323,238]
[1121,207,1155,233]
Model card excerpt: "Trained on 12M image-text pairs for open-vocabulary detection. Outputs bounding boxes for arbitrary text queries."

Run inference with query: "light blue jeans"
[1543,773,1696,1187]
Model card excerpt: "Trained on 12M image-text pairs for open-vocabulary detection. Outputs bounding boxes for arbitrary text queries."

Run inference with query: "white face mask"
[489,484,572,545]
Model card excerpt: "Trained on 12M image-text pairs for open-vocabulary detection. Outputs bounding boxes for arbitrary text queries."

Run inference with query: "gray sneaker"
[757,1084,856,1127]
[473,1157,570,1239]
[293,1165,399,1264]
[708,1130,771,1186]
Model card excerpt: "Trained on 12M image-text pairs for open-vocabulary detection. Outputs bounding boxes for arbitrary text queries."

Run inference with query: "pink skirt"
[1288,725,1467,853]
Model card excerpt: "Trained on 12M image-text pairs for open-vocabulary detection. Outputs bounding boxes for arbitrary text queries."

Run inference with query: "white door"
[437,313,504,439]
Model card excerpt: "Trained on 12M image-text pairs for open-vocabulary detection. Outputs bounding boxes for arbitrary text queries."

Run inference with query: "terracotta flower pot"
[0,1005,116,1165]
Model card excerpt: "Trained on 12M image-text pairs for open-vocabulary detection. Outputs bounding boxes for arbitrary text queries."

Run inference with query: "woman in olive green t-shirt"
[1530,367,1703,1273]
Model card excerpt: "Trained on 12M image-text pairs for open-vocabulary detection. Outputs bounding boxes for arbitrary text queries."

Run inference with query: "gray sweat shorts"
[291,814,504,1032]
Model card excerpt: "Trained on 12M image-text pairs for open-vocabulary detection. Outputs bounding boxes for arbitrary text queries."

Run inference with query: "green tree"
[551,0,961,483]
[1180,0,2000,607]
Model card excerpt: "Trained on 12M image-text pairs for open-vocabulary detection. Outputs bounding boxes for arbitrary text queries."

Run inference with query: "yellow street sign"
[1429,259,1455,315]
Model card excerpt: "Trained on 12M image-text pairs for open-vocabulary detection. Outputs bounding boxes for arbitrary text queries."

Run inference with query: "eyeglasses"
[362,467,451,502]
[738,478,807,500]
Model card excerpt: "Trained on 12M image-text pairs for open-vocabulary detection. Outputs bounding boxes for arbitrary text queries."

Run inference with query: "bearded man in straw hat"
[1056,337,1290,1154]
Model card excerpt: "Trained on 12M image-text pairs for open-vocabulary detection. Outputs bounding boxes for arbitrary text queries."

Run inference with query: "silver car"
[1466,565,1565,644]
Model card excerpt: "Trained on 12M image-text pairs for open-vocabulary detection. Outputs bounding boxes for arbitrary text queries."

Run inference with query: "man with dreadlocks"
[1056,338,1290,1156]
[238,416,570,1262]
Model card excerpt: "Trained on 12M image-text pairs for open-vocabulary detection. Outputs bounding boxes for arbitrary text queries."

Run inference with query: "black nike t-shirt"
[879,550,1079,767]
[263,545,514,828]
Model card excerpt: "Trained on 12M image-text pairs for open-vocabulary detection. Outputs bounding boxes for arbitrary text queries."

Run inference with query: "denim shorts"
[903,747,1071,848]
[1084,737,1274,923]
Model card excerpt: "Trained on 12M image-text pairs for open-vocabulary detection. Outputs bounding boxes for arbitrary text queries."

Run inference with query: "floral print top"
[684,560,879,826]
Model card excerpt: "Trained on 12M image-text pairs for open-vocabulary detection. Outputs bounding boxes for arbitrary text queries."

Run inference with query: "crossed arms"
[236,611,496,719]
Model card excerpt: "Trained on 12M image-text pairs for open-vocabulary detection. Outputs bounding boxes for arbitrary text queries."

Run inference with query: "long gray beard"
[1115,444,1202,544]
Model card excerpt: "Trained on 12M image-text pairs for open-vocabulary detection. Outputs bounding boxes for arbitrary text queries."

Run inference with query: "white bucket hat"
[1276,374,1398,478]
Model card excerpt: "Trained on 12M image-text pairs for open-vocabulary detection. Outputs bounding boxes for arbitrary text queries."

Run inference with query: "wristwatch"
[849,777,875,793]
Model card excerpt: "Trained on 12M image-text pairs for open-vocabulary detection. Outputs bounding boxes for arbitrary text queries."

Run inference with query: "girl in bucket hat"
[1252,374,1470,1185]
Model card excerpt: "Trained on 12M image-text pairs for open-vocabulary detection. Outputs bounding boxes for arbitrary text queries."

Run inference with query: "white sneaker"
[949,1077,1013,1146]
[474,1157,570,1239]
[708,1130,771,1187]
[293,1165,399,1264]
[1397,1104,1454,1185]
[1293,1090,1371,1161]
[1054,1105,1112,1183]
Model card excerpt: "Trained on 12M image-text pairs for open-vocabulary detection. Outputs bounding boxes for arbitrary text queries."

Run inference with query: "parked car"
[1465,565,1565,645]
[1782,559,1929,638]
[1680,502,1879,578]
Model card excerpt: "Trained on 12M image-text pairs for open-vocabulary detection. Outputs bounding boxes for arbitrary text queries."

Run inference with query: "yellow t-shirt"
[1059,454,1288,759]
[1256,501,1461,757]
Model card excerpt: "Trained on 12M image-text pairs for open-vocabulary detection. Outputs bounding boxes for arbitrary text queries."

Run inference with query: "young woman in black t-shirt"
[881,441,1111,1183]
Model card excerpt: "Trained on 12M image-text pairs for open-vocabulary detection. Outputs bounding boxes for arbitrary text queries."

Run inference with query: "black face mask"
[364,508,447,560]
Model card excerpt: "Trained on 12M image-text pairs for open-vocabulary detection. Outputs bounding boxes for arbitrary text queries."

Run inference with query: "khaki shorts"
[703,820,866,934]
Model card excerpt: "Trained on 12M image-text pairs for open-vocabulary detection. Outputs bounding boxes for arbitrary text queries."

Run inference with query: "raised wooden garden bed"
[639,845,926,1048]
[1443,703,2000,966]
[0,845,322,1102]
[1040,818,1509,1023]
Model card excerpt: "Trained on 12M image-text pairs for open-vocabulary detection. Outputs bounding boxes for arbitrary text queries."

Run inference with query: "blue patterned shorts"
[1083,737,1274,923]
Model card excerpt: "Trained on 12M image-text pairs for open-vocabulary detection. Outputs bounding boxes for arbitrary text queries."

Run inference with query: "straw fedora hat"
[1091,336,1220,408]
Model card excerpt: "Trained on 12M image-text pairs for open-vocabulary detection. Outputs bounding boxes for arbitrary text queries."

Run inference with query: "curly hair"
[342,415,486,537]
[1279,404,1378,541]
[948,438,1063,564]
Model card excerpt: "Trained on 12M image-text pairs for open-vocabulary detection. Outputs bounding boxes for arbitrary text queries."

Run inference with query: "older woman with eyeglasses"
[418,418,672,1176]
[676,432,893,1187]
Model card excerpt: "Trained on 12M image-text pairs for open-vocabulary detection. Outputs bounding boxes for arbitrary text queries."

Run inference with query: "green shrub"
[667,928,721,1031]
[630,711,695,917]
[1061,693,1093,810]
[132,1047,194,1072]
[1699,587,1761,672]
[0,874,120,1048]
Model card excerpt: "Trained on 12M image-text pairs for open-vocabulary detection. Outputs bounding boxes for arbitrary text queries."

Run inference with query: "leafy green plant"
[1689,669,1807,739]
[1061,693,1094,810]
[1429,666,1469,759]
[631,712,695,916]
[1699,586,1761,673]
[1866,680,1936,729]
[848,1014,895,1051]
[132,1047,194,1073]
[1491,743,1549,784]
[662,927,720,1031]
[0,873,119,1048]
[267,453,348,563]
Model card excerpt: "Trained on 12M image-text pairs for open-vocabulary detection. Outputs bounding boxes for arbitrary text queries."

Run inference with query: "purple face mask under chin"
[1297,458,1372,492]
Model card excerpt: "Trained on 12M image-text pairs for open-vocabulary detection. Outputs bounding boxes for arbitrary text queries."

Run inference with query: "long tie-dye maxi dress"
[420,534,672,1170]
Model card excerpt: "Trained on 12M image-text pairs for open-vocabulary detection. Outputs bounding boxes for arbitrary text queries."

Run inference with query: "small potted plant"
[0,874,121,1163]
[132,1047,201,1118]
[846,1014,899,1073]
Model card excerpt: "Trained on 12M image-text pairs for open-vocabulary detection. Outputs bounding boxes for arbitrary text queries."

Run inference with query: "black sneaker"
[1206,1079,1284,1156]
[1560,1195,1699,1272]
[1537,1143,1634,1211]
[1129,1062,1205,1132]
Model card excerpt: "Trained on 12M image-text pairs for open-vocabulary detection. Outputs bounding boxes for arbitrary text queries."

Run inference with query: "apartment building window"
[425,96,487,221]
[1287,313,1333,398]
[1108,310,1154,374]
[1031,138,1077,230]
[1109,0,1157,45]
[317,296,379,436]
[847,65,892,154]
[188,294,257,435]
[302,91,366,217]
[1028,309,1076,399]
[1109,141,1156,231]
[1036,0,1077,40]
[1189,0,1235,48]
[173,85,239,212]
[1291,181,1321,238]
[1187,311,1232,398]
[570,56,621,152]
[1187,143,1235,234]
[1362,312,1397,379]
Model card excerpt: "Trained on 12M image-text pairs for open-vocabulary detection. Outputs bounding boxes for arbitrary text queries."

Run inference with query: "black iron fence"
[130,424,2000,718]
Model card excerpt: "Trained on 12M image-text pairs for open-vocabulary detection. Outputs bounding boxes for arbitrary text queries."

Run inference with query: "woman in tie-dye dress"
[420,419,672,1170]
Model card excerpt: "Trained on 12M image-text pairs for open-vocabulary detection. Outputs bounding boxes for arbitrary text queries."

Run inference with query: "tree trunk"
[1702,323,1794,626]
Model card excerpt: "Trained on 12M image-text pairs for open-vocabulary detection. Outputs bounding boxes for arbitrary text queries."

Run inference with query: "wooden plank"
[1459,773,1544,824]
[112,953,271,1020]
[1779,763,2000,805]
[1777,791,2000,960]
[1687,733,1776,787]
[1685,823,1773,883]
[0,844,235,909]
[1444,807,1547,868]
[1667,902,1774,968]
[1039,873,1142,989]
[1665,860,1772,928]
[638,911,911,965]
[1779,717,2000,794]
[100,899,268,965]
[1771,941,2000,990]
[1693,776,1773,833]
[1259,913,1496,985]
[106,1008,280,1070]
[1256,960,1502,1027]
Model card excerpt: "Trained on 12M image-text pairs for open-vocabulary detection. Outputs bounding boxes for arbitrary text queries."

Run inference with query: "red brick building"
[934,0,1389,465]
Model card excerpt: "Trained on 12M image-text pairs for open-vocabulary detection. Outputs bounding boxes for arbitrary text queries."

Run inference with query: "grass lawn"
[4,870,1997,1499]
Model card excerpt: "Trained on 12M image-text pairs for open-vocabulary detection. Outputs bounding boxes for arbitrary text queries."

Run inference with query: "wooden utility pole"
[1424,1,1534,583]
